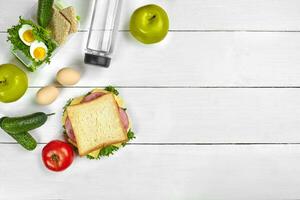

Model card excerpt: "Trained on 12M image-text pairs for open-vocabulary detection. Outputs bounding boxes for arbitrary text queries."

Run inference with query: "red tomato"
[42,140,74,172]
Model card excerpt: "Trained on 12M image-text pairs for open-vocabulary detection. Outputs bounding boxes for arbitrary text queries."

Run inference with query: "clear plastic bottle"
[84,0,122,67]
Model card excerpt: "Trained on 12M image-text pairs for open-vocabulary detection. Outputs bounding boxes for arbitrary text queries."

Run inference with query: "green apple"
[130,4,169,44]
[0,64,28,103]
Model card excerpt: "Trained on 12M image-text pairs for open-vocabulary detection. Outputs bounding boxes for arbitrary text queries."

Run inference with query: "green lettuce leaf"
[7,17,57,71]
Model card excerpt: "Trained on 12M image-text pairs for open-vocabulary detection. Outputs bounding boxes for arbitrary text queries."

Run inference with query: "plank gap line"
[28,86,300,89]
[2,142,300,146]
[2,30,300,34]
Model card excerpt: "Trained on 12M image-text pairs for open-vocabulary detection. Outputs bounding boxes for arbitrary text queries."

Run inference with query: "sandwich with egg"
[62,86,135,159]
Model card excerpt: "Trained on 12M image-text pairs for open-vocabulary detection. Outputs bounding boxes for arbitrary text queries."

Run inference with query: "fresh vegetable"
[36,86,59,105]
[97,145,119,157]
[130,4,169,44]
[104,86,119,95]
[37,0,54,28]
[123,129,136,146]
[0,112,54,151]
[0,112,54,133]
[42,140,74,172]
[9,132,37,151]
[7,17,57,71]
[86,130,136,160]
[0,63,28,103]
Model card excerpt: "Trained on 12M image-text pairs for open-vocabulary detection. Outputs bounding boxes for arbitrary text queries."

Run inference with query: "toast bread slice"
[60,6,78,33]
[66,93,128,156]
[48,8,70,45]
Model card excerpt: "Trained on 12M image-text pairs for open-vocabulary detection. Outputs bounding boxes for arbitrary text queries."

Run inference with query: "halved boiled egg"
[30,41,48,61]
[18,24,35,46]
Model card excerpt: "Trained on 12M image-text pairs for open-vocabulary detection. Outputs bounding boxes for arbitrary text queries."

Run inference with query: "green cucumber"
[9,132,37,151]
[38,0,54,28]
[0,112,54,133]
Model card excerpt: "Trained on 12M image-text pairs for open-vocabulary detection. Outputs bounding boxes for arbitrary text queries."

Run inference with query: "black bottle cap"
[84,53,111,68]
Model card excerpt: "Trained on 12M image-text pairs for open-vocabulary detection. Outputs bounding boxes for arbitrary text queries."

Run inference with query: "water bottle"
[84,0,122,67]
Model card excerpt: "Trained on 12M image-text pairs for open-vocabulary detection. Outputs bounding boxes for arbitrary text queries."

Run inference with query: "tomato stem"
[51,154,59,163]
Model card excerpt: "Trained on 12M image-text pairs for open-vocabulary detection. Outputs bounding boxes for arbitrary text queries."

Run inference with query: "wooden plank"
[2,0,300,31]
[1,144,300,199]
[1,88,300,143]
[2,32,300,87]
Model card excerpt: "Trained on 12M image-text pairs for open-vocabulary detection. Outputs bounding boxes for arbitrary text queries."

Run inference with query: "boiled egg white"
[30,41,48,61]
[18,24,35,46]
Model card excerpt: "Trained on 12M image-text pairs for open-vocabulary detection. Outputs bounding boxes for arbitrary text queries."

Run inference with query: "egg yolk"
[22,30,34,43]
[33,47,46,60]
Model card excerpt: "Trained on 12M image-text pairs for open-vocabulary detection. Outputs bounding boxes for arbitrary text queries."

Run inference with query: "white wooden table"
[1,0,300,199]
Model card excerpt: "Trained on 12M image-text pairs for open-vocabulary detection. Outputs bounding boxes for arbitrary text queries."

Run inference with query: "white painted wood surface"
[1,0,300,199]
[2,88,300,143]
[2,144,300,200]
[4,32,300,87]
[2,0,300,31]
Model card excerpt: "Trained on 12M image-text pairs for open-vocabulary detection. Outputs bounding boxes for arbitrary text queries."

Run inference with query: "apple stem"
[149,15,156,20]
[0,79,6,85]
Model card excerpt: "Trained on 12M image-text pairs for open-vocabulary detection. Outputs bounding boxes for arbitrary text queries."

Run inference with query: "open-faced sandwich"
[7,0,79,71]
[62,86,135,159]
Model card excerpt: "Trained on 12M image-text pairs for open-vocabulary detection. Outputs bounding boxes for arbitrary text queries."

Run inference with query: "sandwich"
[48,6,78,45]
[60,6,78,33]
[48,8,71,44]
[62,86,135,159]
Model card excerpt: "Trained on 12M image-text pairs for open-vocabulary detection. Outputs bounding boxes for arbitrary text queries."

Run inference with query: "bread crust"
[48,8,71,45]
[67,93,128,156]
[60,6,78,33]
[79,137,128,157]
